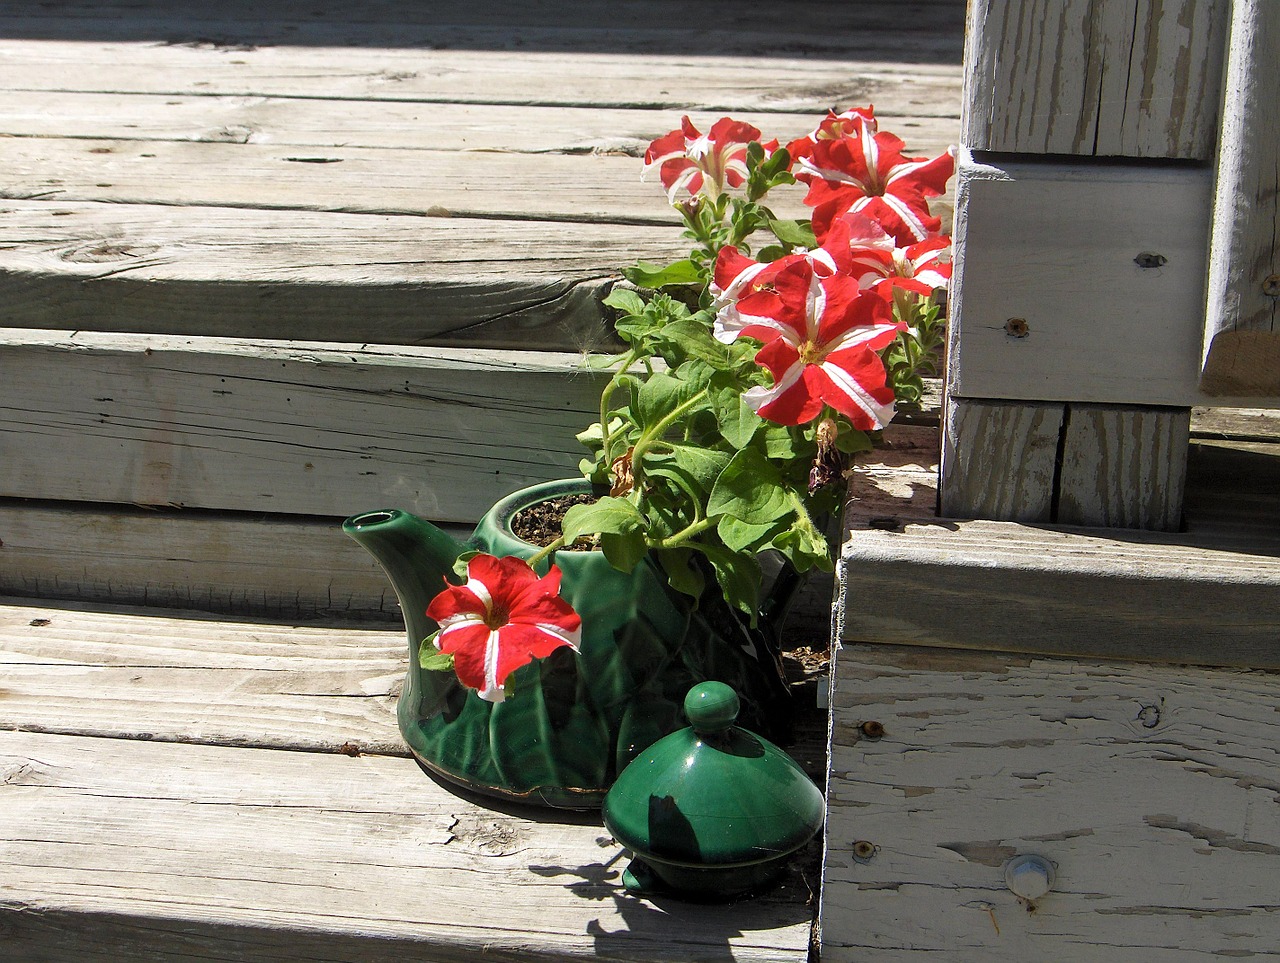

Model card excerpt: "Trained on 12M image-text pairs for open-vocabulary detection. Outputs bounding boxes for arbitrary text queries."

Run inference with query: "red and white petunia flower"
[719,258,906,429]
[642,116,777,202]
[793,112,955,245]
[425,554,581,703]
[784,105,879,166]
[861,234,952,299]
[710,214,876,341]
[826,212,951,298]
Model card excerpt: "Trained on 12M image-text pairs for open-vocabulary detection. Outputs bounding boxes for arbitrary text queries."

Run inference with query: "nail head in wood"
[1003,317,1029,338]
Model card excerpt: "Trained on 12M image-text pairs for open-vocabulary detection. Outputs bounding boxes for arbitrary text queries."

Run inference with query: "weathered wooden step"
[0,599,815,962]
[821,641,1280,962]
[836,425,1280,668]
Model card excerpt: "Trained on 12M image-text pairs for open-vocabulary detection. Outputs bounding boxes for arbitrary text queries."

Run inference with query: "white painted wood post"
[939,0,1269,531]
[1201,0,1280,396]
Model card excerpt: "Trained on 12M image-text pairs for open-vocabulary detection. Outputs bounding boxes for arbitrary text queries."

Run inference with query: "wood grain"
[0,330,602,521]
[0,500,463,621]
[1201,0,1280,396]
[823,643,1280,961]
[962,0,1228,159]
[0,199,683,350]
[1056,404,1190,530]
[0,731,812,962]
[0,38,963,115]
[843,424,1280,665]
[939,398,1064,522]
[946,152,1267,408]
[0,91,960,159]
[0,599,408,753]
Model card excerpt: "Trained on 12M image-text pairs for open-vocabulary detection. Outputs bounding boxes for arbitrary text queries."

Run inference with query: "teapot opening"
[347,510,398,528]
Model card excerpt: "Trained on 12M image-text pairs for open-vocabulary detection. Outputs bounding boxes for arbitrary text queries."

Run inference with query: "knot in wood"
[1134,251,1168,269]
[1003,317,1029,338]
[1263,274,1280,297]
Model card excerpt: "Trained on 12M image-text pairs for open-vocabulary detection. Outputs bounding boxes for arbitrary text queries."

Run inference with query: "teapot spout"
[343,509,468,645]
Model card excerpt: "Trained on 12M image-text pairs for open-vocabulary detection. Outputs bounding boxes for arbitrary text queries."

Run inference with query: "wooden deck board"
[822,643,1280,962]
[0,598,815,961]
[837,422,1280,668]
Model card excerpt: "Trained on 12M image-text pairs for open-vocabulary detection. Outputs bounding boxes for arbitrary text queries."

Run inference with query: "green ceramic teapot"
[345,478,796,809]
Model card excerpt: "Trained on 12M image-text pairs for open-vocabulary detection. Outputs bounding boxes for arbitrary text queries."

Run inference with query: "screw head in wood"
[1004,854,1055,900]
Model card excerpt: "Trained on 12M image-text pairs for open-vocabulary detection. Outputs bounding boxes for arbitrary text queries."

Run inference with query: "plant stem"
[649,516,718,550]
[598,351,640,463]
[526,535,567,569]
[630,388,709,466]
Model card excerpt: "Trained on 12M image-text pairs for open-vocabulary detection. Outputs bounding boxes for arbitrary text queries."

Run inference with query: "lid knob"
[684,682,740,734]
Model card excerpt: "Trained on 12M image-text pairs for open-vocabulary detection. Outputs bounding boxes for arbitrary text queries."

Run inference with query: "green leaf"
[835,427,874,455]
[622,259,704,289]
[451,550,479,580]
[712,387,763,449]
[656,547,706,599]
[772,522,833,573]
[659,320,731,366]
[600,528,648,572]
[761,423,814,460]
[561,496,644,542]
[707,448,791,525]
[632,372,684,431]
[699,543,762,621]
[717,515,785,553]
[768,217,817,248]
[657,443,730,491]
[419,636,457,672]
[602,287,646,316]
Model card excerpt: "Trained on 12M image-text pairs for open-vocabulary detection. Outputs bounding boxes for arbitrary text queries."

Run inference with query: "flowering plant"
[425,107,953,701]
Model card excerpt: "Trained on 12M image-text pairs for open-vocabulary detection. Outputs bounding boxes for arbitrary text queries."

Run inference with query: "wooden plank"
[0,329,601,521]
[1201,0,1280,397]
[962,0,1228,159]
[0,91,961,160]
[821,643,1280,961]
[0,500,838,638]
[0,500,440,621]
[941,399,1191,529]
[0,1,965,59]
[1056,404,1189,530]
[0,39,963,116]
[838,448,1280,667]
[0,729,813,962]
[946,152,1273,408]
[0,598,408,753]
[0,199,687,349]
[1191,405,1280,443]
[0,136,698,224]
[939,398,1063,522]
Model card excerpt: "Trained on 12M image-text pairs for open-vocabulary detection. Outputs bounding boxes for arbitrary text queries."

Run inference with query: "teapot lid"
[602,682,824,868]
